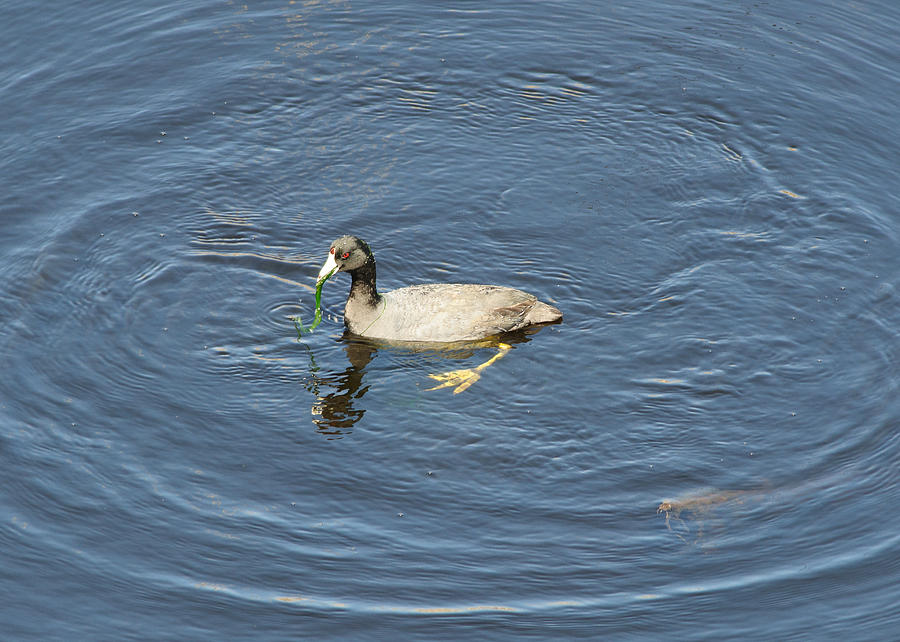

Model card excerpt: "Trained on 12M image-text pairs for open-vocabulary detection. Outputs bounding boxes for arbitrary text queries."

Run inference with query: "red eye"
[329,247,335,255]
[341,252,350,259]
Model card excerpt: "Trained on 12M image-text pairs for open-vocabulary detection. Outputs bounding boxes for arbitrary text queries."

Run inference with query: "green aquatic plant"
[292,267,337,338]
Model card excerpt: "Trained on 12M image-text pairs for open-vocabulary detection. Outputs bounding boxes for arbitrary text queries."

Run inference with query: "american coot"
[316,235,562,343]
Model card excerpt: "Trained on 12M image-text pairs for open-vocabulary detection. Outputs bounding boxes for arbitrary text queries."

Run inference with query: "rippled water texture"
[2,1,899,639]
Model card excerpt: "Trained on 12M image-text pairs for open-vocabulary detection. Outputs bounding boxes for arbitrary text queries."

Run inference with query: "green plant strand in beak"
[293,267,337,338]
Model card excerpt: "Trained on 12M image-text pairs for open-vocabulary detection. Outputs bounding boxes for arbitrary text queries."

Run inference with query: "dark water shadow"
[302,324,558,439]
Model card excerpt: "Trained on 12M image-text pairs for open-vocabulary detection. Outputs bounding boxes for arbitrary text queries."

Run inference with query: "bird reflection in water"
[304,339,375,439]
[303,327,550,438]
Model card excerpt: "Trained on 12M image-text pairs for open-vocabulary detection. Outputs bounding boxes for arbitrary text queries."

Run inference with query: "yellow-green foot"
[427,343,511,394]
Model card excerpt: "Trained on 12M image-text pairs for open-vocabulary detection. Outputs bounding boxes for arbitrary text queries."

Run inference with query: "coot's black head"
[317,235,374,281]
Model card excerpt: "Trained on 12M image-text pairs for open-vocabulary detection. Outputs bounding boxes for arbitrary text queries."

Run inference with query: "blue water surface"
[1,1,899,639]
